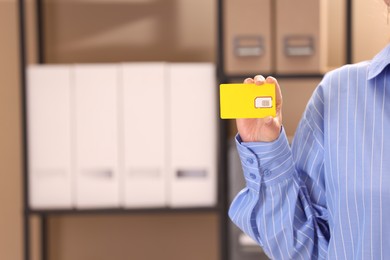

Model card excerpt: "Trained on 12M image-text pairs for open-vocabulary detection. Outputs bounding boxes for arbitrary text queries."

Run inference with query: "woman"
[229,2,390,259]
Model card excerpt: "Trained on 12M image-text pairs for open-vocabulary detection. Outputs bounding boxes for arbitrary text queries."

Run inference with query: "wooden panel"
[44,0,216,63]
[0,1,23,260]
[49,213,219,260]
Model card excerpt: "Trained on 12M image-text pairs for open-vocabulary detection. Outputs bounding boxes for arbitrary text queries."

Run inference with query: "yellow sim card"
[219,83,276,119]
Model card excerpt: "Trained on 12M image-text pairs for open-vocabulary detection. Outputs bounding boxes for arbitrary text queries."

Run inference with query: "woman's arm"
[229,80,329,259]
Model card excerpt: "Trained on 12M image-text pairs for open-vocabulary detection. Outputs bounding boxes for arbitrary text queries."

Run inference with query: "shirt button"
[249,173,257,180]
[263,169,271,176]
[246,158,254,164]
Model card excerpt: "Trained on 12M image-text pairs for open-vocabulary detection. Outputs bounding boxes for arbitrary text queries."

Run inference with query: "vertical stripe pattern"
[229,44,390,259]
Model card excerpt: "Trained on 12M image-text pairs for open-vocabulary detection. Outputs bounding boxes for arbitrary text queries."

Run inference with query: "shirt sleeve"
[229,84,330,260]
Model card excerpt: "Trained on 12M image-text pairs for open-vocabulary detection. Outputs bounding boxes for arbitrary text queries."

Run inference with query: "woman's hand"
[236,75,283,142]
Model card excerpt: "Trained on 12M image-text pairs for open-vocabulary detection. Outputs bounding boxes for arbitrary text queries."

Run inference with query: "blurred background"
[1,0,389,259]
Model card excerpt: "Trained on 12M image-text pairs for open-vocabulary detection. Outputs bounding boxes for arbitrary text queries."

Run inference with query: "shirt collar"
[368,43,390,80]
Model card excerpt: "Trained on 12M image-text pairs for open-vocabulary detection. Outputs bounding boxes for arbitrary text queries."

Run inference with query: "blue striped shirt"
[229,44,390,259]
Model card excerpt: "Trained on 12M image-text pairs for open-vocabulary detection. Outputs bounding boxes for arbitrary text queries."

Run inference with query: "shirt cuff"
[235,127,295,189]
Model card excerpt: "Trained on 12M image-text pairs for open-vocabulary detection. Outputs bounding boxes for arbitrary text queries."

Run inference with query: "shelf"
[27,206,221,216]
[20,0,225,258]
[221,73,325,82]
[217,1,353,259]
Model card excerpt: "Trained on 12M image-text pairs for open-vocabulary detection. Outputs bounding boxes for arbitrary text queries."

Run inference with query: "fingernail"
[266,76,276,83]
[255,75,265,82]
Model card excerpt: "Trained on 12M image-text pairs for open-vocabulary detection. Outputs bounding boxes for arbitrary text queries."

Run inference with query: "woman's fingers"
[265,76,282,104]
[244,78,254,84]
[254,75,266,85]
[244,75,267,85]
[265,76,283,118]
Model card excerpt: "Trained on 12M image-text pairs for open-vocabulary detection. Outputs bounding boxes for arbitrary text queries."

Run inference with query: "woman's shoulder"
[318,61,370,91]
[312,61,371,102]
[323,60,370,82]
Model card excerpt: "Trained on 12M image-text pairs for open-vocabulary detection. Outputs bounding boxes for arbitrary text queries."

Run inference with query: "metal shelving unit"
[18,1,228,260]
[18,0,352,259]
[216,0,353,259]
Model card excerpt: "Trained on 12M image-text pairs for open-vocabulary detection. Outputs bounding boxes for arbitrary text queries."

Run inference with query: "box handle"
[234,36,264,57]
[82,169,113,179]
[176,169,207,178]
[128,168,160,178]
[33,169,67,178]
[284,35,314,56]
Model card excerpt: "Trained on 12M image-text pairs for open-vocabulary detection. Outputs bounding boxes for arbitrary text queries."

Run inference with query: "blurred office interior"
[1,0,389,259]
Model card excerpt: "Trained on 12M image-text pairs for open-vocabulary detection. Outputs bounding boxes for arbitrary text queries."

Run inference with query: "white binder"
[167,63,217,207]
[121,63,167,208]
[74,65,121,208]
[27,65,73,209]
